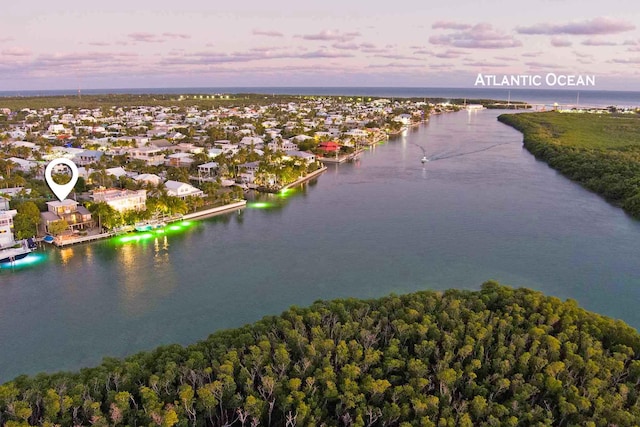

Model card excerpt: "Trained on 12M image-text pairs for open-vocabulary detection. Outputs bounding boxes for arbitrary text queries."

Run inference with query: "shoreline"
[50,200,248,247]
[281,166,328,190]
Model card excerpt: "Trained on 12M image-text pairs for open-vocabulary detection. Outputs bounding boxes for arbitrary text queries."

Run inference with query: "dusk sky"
[2,0,640,91]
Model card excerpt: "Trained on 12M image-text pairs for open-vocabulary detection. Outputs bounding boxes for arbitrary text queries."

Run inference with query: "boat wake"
[413,142,512,163]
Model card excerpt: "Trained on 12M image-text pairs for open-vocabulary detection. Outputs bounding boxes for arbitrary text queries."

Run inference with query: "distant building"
[165,152,195,167]
[164,180,204,199]
[8,157,37,172]
[127,146,166,166]
[91,189,147,213]
[0,187,32,198]
[74,150,104,166]
[135,173,163,186]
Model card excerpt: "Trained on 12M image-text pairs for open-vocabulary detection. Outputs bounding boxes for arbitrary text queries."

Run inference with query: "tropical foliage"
[498,112,640,218]
[2,282,640,426]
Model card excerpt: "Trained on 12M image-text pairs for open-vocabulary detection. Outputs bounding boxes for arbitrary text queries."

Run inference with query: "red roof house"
[318,141,341,152]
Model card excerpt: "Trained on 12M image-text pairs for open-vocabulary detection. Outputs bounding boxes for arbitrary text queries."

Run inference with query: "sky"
[1,0,640,91]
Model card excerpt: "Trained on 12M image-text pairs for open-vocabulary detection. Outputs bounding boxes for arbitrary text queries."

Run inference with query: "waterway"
[1,109,640,382]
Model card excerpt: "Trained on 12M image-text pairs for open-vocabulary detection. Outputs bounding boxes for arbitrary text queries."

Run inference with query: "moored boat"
[0,241,32,264]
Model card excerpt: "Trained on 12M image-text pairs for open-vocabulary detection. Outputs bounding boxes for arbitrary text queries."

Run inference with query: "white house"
[164,180,204,199]
[135,173,163,186]
[91,189,147,213]
[268,140,299,152]
[0,209,17,248]
[105,167,129,179]
[127,146,166,166]
[8,157,37,172]
[285,150,316,164]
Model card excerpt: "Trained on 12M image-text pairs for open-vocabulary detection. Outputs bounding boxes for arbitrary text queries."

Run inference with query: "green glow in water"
[249,202,273,209]
[0,253,47,270]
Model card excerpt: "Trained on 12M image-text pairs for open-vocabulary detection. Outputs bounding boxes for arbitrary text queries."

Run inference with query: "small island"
[1,282,639,426]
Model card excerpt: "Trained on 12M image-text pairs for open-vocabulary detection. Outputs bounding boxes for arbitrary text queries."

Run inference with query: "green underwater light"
[0,253,47,270]
[115,220,196,244]
[249,202,273,209]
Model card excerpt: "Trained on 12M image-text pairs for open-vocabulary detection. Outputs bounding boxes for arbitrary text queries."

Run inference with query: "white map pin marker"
[45,158,79,201]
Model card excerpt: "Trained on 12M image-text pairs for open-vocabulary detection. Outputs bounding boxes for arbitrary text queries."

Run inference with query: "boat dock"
[49,200,247,247]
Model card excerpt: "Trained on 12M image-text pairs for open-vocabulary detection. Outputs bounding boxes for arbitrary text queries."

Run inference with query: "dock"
[49,200,248,247]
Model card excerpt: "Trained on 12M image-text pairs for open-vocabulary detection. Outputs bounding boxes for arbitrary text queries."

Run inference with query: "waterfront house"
[164,180,204,199]
[318,141,341,153]
[91,189,147,213]
[0,209,18,248]
[285,150,316,164]
[41,200,93,233]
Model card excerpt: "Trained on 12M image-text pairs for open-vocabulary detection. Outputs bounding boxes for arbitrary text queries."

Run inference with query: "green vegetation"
[498,112,640,218]
[10,201,41,239]
[2,282,640,426]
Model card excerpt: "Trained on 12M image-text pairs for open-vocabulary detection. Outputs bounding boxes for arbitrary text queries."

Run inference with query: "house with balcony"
[40,200,93,234]
[91,189,147,213]
[74,150,104,166]
[127,146,166,166]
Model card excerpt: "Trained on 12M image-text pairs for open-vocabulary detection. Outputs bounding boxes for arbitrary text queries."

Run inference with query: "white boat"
[134,219,166,232]
[0,240,32,264]
[421,156,429,164]
[0,209,33,263]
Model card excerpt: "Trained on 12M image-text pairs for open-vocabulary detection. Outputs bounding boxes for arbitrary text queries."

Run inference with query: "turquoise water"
[1,109,640,382]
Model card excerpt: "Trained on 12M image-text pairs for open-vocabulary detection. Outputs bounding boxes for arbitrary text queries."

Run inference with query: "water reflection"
[59,248,74,265]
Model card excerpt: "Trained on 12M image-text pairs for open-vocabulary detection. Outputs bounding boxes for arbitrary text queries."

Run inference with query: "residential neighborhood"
[0,94,439,244]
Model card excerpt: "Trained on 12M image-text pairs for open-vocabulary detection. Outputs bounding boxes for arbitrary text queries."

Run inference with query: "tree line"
[498,112,640,219]
[2,282,640,426]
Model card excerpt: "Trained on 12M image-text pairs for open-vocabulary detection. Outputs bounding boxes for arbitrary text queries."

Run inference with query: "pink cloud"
[464,61,508,67]
[162,32,191,40]
[433,49,468,59]
[372,54,422,61]
[332,42,359,50]
[582,38,617,46]
[550,37,572,47]
[128,33,163,43]
[525,61,563,69]
[432,21,472,30]
[611,57,640,64]
[297,30,360,42]
[429,23,522,49]
[252,29,284,38]
[516,17,635,35]
[1,47,32,57]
